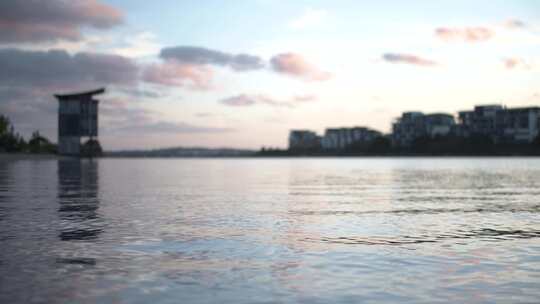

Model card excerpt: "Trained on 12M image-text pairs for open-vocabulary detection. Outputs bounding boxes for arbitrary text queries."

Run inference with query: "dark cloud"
[270,53,331,81]
[0,48,138,89]
[160,46,264,71]
[0,0,123,43]
[143,46,265,88]
[382,53,437,66]
[0,48,137,141]
[220,94,316,108]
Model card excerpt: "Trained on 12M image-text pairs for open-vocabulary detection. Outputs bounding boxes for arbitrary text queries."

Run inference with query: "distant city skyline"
[0,0,539,150]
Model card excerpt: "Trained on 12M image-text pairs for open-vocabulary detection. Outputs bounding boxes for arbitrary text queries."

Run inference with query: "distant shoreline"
[0,153,63,160]
[2,152,540,160]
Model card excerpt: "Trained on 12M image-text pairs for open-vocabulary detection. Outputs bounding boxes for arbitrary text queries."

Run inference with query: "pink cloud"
[0,0,123,43]
[142,60,214,90]
[76,0,124,28]
[435,27,494,42]
[382,53,437,66]
[270,53,331,81]
[503,57,532,70]
[0,20,81,42]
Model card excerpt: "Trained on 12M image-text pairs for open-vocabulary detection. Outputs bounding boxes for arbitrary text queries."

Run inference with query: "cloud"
[220,95,257,106]
[503,57,532,70]
[99,98,233,136]
[99,100,155,126]
[113,32,161,58]
[111,121,233,135]
[270,53,331,81]
[0,48,138,140]
[142,61,213,90]
[0,0,123,43]
[292,95,317,102]
[160,46,264,71]
[118,88,164,99]
[220,94,316,108]
[0,48,138,89]
[435,27,494,42]
[382,53,437,66]
[504,19,527,29]
[289,9,328,30]
[143,45,267,88]
[150,46,331,87]
[0,47,231,143]
[0,87,61,139]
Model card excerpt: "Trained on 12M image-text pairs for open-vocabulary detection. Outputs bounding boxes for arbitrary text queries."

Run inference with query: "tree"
[0,115,9,136]
[0,115,26,152]
[28,131,56,154]
[367,136,392,154]
[0,115,57,153]
[81,139,102,157]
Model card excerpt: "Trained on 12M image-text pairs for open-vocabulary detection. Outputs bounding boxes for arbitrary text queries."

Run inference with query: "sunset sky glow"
[1,0,539,149]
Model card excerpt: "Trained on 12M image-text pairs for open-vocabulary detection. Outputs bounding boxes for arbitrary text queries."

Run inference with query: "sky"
[1,0,539,150]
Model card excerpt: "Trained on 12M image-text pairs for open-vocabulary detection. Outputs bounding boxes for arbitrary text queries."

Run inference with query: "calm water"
[1,157,540,303]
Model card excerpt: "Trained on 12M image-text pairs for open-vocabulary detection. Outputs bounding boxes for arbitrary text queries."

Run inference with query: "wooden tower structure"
[55,88,105,156]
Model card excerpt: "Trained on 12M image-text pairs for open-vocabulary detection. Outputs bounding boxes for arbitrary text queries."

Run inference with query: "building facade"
[391,112,425,147]
[457,105,503,140]
[496,107,540,143]
[286,104,539,153]
[55,88,104,155]
[457,105,540,143]
[425,113,455,137]
[392,112,455,147]
[321,127,381,150]
[288,130,321,151]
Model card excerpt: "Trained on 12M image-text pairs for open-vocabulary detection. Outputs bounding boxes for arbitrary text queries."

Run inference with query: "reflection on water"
[56,257,97,266]
[57,160,101,241]
[0,157,540,303]
[0,161,9,222]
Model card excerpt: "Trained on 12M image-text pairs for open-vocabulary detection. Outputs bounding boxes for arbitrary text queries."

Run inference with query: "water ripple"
[1,158,540,304]
[304,228,540,246]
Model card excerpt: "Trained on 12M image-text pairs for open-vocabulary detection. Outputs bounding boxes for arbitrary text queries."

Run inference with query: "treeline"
[258,135,540,156]
[258,136,393,156]
[400,135,540,156]
[0,114,57,154]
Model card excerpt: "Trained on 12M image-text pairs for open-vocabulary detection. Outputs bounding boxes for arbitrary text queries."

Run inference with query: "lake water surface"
[1,157,540,303]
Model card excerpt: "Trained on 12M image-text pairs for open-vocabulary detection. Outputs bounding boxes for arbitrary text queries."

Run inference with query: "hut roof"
[54,88,105,100]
